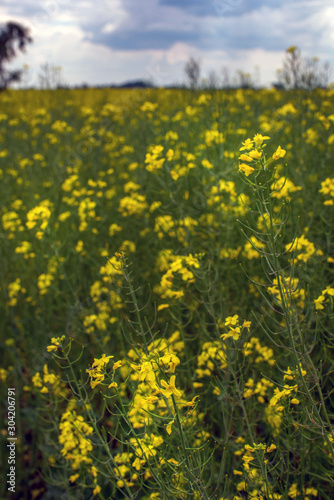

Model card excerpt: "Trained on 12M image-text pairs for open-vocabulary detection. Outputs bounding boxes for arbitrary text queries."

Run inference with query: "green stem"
[63,349,136,500]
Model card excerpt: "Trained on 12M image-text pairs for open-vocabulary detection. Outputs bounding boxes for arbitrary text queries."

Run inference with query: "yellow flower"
[93,485,101,496]
[314,295,325,310]
[242,320,251,330]
[46,345,58,352]
[160,375,182,398]
[239,154,253,162]
[283,367,294,381]
[239,163,255,177]
[69,473,80,483]
[138,361,156,382]
[91,466,98,478]
[239,138,254,151]
[185,395,199,407]
[108,382,118,389]
[160,352,180,373]
[225,315,239,327]
[86,354,113,389]
[46,336,65,352]
[202,158,213,169]
[288,483,299,498]
[305,487,318,497]
[230,326,241,340]
[167,458,180,465]
[253,133,270,147]
[248,149,262,159]
[166,420,174,435]
[272,146,286,160]
[221,326,241,341]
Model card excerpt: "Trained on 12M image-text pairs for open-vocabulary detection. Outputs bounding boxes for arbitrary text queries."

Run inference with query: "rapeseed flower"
[239,163,255,177]
[253,134,270,147]
[159,375,181,398]
[87,354,114,389]
[47,336,65,352]
[272,146,286,160]
[240,138,254,151]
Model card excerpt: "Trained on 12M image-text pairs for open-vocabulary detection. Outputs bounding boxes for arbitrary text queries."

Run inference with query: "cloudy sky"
[1,0,334,88]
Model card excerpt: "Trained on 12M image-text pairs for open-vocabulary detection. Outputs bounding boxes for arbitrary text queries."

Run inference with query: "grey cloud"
[90,28,201,51]
[159,0,282,17]
[83,0,327,53]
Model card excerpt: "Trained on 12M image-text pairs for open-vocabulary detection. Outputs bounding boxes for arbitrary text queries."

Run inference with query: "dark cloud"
[159,0,282,17]
[92,28,199,50]
[84,0,324,53]
[88,9,287,53]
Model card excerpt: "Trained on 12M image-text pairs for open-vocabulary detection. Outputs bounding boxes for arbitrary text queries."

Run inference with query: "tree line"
[184,47,331,90]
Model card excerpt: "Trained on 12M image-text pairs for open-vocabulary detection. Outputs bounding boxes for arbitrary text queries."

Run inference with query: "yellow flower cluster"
[83,257,123,334]
[288,483,318,499]
[118,193,148,217]
[15,240,35,259]
[243,337,275,366]
[207,179,250,217]
[37,255,64,296]
[285,234,323,263]
[154,215,198,243]
[270,384,300,410]
[145,145,165,172]
[268,276,306,310]
[238,133,286,177]
[271,176,302,201]
[233,442,280,499]
[32,364,66,396]
[7,278,26,307]
[314,285,334,310]
[218,314,251,341]
[243,377,274,403]
[154,253,200,302]
[124,332,191,430]
[59,405,93,470]
[2,210,24,238]
[195,340,227,380]
[319,177,334,205]
[86,354,114,389]
[26,200,53,239]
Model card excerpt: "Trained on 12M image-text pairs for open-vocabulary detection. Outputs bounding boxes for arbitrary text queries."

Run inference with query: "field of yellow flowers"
[1,87,334,499]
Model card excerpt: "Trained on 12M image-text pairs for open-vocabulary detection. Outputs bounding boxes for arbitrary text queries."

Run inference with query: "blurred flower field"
[0,87,334,499]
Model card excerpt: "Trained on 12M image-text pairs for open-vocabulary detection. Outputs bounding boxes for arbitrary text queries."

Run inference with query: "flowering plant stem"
[239,139,334,455]
[61,343,136,500]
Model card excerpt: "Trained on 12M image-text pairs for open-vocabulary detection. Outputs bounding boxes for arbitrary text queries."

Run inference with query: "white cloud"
[166,43,198,64]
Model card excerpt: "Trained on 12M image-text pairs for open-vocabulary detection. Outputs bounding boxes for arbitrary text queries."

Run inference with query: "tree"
[38,63,66,89]
[277,46,331,90]
[221,66,231,89]
[0,22,32,90]
[184,57,201,89]
[234,69,255,89]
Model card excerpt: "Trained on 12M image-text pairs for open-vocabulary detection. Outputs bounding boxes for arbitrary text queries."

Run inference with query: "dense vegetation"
[1,87,334,499]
